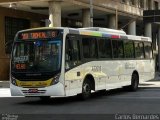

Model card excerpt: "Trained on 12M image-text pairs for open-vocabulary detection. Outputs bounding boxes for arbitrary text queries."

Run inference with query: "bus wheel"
[130,73,139,91]
[81,80,91,100]
[40,96,51,101]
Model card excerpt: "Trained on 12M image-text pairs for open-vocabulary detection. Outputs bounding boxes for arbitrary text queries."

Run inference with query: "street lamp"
[89,0,93,27]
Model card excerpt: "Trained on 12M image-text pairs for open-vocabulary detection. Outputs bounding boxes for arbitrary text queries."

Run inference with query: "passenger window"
[65,35,81,69]
[112,40,124,58]
[98,38,112,58]
[82,36,97,58]
[135,42,144,58]
[144,42,152,59]
[124,41,134,58]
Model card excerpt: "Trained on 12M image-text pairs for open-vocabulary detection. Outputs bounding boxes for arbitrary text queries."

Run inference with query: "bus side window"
[82,36,97,58]
[144,42,152,59]
[112,40,124,58]
[98,38,112,58]
[65,35,80,70]
[124,41,134,58]
[135,42,144,59]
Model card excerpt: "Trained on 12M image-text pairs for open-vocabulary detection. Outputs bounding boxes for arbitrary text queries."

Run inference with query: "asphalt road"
[1,81,160,120]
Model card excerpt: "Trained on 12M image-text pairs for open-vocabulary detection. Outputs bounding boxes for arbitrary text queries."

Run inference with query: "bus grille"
[22,89,46,94]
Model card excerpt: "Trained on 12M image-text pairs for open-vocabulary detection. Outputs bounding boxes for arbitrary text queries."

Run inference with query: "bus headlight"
[11,77,17,86]
[51,74,60,85]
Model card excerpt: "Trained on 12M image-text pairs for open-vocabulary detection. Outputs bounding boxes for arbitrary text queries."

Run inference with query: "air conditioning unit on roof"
[79,27,126,35]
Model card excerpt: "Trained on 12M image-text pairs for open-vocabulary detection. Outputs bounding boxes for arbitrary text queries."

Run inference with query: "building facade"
[0,0,159,80]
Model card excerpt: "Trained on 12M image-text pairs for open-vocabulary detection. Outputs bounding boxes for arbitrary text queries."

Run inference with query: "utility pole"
[90,0,93,27]
[158,26,160,72]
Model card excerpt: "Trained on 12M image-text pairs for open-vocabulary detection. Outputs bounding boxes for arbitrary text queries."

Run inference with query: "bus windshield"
[12,39,62,73]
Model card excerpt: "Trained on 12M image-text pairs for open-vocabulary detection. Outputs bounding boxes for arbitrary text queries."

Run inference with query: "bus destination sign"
[18,30,59,40]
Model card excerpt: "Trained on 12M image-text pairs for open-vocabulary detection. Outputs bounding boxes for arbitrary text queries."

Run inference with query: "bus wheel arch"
[80,74,95,100]
[83,74,95,91]
[130,70,139,91]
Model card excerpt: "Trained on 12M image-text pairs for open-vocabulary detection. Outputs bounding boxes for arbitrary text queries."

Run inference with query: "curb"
[0,81,9,88]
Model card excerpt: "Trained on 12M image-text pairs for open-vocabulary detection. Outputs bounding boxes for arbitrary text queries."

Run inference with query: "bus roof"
[79,27,126,35]
[18,27,64,33]
[17,27,152,42]
[69,27,152,42]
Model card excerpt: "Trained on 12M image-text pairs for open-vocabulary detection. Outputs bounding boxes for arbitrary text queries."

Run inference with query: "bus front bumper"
[10,82,65,97]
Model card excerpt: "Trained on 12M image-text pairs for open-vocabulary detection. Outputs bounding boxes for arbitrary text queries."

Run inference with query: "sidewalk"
[153,72,160,81]
[139,72,160,88]
[0,81,10,97]
[0,81,9,88]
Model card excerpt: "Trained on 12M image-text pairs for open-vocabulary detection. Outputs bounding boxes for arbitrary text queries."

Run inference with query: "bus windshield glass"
[12,30,62,73]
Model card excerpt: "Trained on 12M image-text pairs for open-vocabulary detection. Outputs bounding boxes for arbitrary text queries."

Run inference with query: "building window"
[140,0,144,8]
[154,1,159,10]
[5,17,30,54]
[121,0,126,3]
[148,0,152,10]
[130,0,135,5]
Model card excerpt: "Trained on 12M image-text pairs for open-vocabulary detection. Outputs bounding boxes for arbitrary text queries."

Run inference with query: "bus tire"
[81,79,91,100]
[130,73,139,91]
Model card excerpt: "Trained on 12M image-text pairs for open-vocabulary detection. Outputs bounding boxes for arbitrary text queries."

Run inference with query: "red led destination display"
[18,30,60,40]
